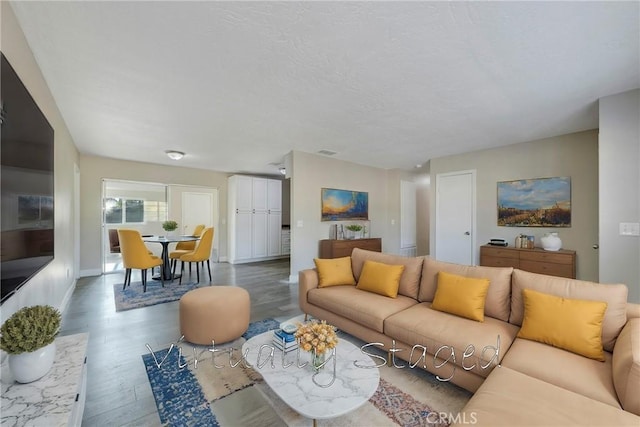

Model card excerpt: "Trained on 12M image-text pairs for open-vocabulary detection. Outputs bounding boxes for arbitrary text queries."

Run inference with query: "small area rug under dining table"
[113,280,200,312]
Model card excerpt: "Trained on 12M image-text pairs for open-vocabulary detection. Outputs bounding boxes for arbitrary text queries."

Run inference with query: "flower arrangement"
[0,305,61,354]
[294,320,338,355]
[162,220,178,232]
[345,224,363,233]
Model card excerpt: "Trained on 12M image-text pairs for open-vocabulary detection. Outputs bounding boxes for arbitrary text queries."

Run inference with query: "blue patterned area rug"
[113,280,201,312]
[142,319,471,426]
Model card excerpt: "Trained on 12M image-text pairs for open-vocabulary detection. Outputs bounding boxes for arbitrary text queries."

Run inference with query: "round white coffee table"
[242,330,380,425]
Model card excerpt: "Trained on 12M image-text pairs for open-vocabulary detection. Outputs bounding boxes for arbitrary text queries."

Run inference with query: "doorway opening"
[101,180,220,275]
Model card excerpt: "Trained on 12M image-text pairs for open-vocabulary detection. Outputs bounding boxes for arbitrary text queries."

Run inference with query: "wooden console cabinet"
[480,245,576,278]
[319,238,382,259]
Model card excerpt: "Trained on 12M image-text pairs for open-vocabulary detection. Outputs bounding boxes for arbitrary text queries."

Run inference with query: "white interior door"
[182,190,219,261]
[435,170,476,265]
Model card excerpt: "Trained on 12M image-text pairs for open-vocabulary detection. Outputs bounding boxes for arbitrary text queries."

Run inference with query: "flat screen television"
[1,52,55,303]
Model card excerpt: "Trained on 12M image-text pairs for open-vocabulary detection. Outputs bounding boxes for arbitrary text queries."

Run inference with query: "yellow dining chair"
[118,229,164,292]
[169,224,205,277]
[178,227,214,285]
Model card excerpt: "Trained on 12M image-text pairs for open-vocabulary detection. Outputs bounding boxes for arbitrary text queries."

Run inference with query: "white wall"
[79,155,229,276]
[289,150,408,281]
[1,2,80,320]
[599,89,640,303]
[415,164,431,256]
[429,130,599,281]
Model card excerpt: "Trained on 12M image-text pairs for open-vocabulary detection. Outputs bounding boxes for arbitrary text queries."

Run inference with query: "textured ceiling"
[9,1,640,175]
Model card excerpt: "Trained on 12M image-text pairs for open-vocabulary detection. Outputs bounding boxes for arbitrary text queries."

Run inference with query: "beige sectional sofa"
[298,248,640,426]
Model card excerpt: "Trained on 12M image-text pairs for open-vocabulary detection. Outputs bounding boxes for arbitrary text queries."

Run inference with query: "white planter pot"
[540,233,562,251]
[9,341,56,383]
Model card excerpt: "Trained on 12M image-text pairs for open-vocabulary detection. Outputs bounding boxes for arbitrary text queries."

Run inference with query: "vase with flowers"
[294,320,338,371]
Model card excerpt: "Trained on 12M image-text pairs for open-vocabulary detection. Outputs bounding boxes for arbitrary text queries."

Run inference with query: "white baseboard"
[228,255,288,265]
[80,269,102,278]
[60,279,77,315]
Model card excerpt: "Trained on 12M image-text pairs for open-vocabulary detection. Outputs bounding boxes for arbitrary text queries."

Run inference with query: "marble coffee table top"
[242,330,380,421]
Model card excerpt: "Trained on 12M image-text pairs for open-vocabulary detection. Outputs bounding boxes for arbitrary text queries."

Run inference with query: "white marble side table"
[1,333,89,427]
[242,330,379,425]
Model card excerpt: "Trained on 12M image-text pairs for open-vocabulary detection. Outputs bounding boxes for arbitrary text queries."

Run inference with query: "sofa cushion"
[313,257,356,287]
[453,366,640,427]
[613,318,640,416]
[419,257,512,322]
[384,302,519,379]
[351,248,424,300]
[356,260,405,298]
[510,269,628,352]
[501,338,620,409]
[307,286,417,333]
[431,272,490,322]
[518,289,607,361]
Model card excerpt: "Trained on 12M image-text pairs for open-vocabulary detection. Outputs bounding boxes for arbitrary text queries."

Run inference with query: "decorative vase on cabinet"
[9,342,56,383]
[540,232,562,251]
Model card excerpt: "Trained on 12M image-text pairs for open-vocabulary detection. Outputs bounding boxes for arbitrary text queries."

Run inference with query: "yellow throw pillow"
[431,271,490,322]
[356,260,405,298]
[314,257,356,287]
[517,289,607,361]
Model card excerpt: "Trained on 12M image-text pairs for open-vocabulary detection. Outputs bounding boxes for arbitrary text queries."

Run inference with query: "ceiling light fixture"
[279,167,286,175]
[165,150,184,160]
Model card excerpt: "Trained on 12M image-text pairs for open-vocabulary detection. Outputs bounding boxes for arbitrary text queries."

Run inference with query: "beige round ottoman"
[179,286,250,345]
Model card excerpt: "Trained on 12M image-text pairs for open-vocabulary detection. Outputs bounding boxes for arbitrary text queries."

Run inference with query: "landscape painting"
[497,177,571,227]
[321,188,368,221]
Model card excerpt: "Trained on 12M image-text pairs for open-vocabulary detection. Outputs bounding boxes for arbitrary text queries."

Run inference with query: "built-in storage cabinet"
[319,238,382,259]
[229,175,286,263]
[480,245,576,279]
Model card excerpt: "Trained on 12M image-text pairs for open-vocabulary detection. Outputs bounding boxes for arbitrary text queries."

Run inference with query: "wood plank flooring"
[59,258,301,426]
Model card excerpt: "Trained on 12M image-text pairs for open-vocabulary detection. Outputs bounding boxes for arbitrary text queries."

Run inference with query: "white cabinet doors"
[252,178,268,212]
[229,175,283,263]
[252,210,269,258]
[267,179,282,256]
[267,179,282,212]
[268,210,282,256]
[235,175,254,212]
[235,210,253,260]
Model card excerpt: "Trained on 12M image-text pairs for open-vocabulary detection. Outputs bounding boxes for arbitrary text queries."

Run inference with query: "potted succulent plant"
[162,220,178,236]
[0,305,61,383]
[344,224,363,239]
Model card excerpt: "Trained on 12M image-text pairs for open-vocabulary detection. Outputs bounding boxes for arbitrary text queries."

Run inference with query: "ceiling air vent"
[317,149,337,156]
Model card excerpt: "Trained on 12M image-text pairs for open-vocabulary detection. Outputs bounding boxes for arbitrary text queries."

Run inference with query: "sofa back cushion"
[419,257,513,322]
[510,269,628,352]
[612,318,640,415]
[351,248,424,300]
